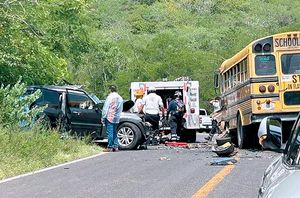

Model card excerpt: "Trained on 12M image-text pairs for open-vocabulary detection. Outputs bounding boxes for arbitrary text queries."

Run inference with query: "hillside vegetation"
[1,0,300,108]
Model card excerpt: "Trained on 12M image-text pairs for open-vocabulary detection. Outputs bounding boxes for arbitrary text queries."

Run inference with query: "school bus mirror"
[214,72,219,88]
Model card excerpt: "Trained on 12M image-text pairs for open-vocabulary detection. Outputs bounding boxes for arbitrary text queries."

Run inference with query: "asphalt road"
[0,134,278,198]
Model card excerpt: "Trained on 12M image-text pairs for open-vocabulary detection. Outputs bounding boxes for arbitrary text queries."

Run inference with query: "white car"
[258,114,300,198]
[199,108,212,132]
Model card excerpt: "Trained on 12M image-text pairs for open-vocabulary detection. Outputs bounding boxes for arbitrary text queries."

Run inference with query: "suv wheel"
[117,122,142,150]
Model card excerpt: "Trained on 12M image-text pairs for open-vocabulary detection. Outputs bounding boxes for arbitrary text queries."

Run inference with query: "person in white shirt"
[139,86,164,130]
[132,89,144,113]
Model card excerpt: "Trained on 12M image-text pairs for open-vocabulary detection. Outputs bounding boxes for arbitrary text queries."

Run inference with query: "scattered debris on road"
[210,157,238,166]
[159,156,171,161]
[165,141,188,148]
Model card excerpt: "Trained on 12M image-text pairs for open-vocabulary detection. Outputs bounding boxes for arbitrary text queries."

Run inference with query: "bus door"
[278,51,300,110]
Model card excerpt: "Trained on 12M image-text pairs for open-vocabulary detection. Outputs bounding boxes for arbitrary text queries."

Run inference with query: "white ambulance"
[130,80,200,142]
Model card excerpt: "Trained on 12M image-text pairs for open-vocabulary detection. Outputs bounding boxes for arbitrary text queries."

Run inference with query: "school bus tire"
[237,114,250,149]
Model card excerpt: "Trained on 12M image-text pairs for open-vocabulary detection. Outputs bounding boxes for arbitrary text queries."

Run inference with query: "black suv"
[26,85,146,150]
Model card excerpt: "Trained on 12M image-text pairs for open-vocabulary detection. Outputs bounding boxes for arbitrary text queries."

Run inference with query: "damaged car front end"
[258,114,300,198]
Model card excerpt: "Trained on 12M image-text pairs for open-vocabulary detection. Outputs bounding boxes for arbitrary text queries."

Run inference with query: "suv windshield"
[88,93,101,104]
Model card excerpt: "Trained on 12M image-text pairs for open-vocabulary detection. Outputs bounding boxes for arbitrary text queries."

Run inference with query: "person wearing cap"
[210,97,221,113]
[139,86,164,131]
[132,89,144,113]
[167,91,186,141]
[101,85,123,152]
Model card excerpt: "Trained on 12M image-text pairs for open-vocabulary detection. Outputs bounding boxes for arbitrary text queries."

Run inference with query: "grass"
[0,126,102,180]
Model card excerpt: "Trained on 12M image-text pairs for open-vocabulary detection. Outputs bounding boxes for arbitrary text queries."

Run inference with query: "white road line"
[0,152,107,184]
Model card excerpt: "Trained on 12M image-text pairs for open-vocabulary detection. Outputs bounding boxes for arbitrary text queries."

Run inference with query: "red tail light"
[268,85,275,92]
[259,85,266,93]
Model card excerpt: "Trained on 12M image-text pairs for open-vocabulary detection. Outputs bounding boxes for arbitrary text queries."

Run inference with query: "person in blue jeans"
[101,85,123,152]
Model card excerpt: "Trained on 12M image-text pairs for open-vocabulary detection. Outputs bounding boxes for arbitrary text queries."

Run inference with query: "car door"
[41,89,61,121]
[66,90,102,137]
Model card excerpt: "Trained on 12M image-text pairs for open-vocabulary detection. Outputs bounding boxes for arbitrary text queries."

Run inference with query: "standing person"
[132,89,144,113]
[206,97,222,141]
[167,91,186,141]
[139,86,164,131]
[101,85,123,152]
[205,118,219,141]
[210,97,221,112]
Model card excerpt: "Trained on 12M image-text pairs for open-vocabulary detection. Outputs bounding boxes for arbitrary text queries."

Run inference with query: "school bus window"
[224,73,226,91]
[284,91,300,105]
[255,55,276,76]
[241,59,246,82]
[240,61,244,82]
[225,72,229,90]
[229,68,234,88]
[227,72,229,89]
[223,75,226,92]
[281,53,300,74]
[229,69,233,88]
[233,67,238,86]
[227,71,230,89]
[237,64,241,83]
[227,70,230,89]
[244,59,248,80]
[221,75,225,92]
[232,67,235,85]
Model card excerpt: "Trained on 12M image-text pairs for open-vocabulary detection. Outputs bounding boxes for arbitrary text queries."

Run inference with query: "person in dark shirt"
[167,91,186,141]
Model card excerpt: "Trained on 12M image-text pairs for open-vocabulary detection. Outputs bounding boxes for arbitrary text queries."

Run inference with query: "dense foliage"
[1,0,300,109]
[0,80,42,128]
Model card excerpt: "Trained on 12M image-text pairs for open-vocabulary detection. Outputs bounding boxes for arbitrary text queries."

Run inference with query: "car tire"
[117,122,142,150]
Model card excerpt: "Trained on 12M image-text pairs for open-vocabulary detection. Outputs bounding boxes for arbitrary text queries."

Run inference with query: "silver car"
[258,114,300,198]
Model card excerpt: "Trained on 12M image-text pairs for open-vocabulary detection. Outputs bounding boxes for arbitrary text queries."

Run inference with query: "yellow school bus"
[213,31,300,148]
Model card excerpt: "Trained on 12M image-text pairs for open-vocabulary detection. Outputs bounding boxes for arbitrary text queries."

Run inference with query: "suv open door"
[62,90,103,138]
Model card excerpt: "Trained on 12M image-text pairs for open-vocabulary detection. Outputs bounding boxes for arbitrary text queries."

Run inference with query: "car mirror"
[258,117,283,152]
[94,103,103,111]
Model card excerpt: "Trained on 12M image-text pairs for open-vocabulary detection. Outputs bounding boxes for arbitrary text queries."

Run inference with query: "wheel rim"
[118,126,134,147]
[237,115,242,147]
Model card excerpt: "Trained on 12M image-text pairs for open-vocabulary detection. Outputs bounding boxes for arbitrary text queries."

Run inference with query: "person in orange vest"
[132,89,144,113]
